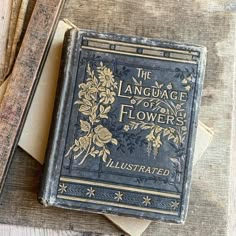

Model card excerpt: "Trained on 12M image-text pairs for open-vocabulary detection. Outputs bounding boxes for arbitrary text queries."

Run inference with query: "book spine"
[38,29,79,205]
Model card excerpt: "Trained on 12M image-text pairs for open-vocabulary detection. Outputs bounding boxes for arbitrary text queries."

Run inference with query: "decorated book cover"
[39,29,207,223]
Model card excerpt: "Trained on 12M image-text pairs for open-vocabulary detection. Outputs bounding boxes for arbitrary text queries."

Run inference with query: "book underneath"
[39,28,207,223]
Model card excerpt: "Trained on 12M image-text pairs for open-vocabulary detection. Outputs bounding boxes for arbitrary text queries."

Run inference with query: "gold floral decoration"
[126,121,186,157]
[65,62,118,165]
[124,79,188,157]
[181,75,194,91]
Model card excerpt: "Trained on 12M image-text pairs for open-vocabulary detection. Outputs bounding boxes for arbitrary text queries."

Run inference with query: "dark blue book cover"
[39,28,207,223]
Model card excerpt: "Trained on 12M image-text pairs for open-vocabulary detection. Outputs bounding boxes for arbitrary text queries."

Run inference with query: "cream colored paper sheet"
[0,20,213,236]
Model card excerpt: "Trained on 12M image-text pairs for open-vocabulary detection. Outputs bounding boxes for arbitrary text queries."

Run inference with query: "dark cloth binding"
[39,28,207,223]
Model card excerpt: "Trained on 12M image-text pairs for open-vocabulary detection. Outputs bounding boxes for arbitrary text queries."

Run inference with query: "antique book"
[0,20,212,235]
[39,28,207,223]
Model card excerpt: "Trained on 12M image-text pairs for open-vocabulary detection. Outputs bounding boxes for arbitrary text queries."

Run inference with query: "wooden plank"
[0,149,123,235]
[0,224,110,236]
[0,0,12,84]
[0,0,65,195]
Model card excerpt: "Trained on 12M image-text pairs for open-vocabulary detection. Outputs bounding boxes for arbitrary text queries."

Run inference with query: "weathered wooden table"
[0,0,236,235]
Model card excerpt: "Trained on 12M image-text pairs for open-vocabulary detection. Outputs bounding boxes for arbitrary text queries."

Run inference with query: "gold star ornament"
[142,196,151,206]
[114,191,123,202]
[170,200,179,210]
[86,187,95,198]
[58,183,67,194]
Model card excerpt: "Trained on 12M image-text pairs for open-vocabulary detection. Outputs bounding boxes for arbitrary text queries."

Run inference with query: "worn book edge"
[38,27,207,224]
[39,28,80,205]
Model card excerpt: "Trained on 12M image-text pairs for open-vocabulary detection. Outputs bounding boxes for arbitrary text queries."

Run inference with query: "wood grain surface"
[0,0,12,84]
[0,0,65,195]
[0,0,236,235]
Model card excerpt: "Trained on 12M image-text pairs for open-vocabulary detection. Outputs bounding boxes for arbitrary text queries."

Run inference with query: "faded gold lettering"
[105,158,170,177]
[137,68,152,80]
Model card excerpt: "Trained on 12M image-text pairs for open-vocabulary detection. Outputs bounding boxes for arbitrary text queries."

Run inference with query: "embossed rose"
[93,125,113,147]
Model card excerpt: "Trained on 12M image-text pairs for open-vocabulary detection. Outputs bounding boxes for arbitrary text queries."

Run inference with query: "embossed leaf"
[75,139,80,146]
[163,129,170,137]
[100,105,105,113]
[98,150,104,157]
[186,75,192,81]
[111,138,118,145]
[90,147,100,157]
[79,105,90,113]
[141,125,152,130]
[132,77,140,86]
[90,94,97,101]
[86,64,92,76]
[91,112,97,121]
[155,81,164,88]
[92,75,98,85]
[99,97,105,103]
[92,105,98,113]
[102,152,108,162]
[104,106,111,113]
[80,120,91,132]
[73,146,80,152]
[173,137,179,144]
[168,134,175,140]
[74,100,83,105]
[100,114,108,119]
[185,85,191,91]
[89,116,95,123]
[177,174,181,182]
[105,148,110,155]
[83,99,93,107]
